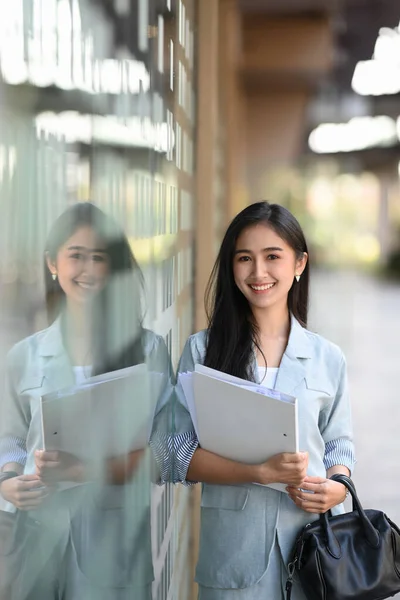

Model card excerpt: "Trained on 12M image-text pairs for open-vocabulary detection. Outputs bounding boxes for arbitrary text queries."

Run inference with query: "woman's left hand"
[287,476,347,514]
[35,450,86,483]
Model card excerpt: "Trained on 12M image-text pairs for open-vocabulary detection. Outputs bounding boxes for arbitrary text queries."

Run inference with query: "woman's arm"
[0,461,50,510]
[36,334,172,485]
[0,349,51,507]
[320,354,355,473]
[1,461,23,474]
[151,336,199,485]
[168,335,308,487]
[187,448,258,484]
[287,353,355,513]
[0,436,27,470]
[287,465,350,513]
[326,464,350,478]
[188,447,309,487]
[35,449,146,485]
[105,450,144,484]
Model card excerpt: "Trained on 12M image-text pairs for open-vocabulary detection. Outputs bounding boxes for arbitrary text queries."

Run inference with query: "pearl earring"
[52,273,57,281]
[295,274,300,283]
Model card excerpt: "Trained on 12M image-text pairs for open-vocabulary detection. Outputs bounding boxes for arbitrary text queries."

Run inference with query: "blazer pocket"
[305,376,332,396]
[92,485,125,510]
[72,502,154,587]
[200,484,249,511]
[196,485,271,589]
[18,376,44,394]
[305,377,335,414]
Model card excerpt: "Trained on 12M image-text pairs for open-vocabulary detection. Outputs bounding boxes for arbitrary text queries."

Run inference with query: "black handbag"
[286,474,400,600]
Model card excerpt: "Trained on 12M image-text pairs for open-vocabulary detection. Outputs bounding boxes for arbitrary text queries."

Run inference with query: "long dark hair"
[204,201,309,380]
[45,202,144,374]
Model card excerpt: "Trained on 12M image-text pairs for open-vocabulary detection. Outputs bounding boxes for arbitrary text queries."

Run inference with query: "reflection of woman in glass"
[0,203,170,599]
[174,202,355,600]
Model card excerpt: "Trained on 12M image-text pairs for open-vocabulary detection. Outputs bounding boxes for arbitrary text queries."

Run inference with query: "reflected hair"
[44,202,144,373]
[204,201,309,380]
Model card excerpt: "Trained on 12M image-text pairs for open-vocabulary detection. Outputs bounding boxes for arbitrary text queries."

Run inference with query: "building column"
[195,0,220,331]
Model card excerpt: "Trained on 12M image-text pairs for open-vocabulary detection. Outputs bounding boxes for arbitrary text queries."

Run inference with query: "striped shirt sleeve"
[323,437,356,474]
[0,436,27,470]
[150,431,198,486]
[173,431,198,485]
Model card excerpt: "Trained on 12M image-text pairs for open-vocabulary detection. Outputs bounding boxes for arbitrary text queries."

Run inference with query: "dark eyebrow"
[67,246,107,253]
[234,246,284,254]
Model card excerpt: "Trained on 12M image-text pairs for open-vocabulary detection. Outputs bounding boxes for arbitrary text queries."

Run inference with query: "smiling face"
[46,226,110,309]
[233,223,307,314]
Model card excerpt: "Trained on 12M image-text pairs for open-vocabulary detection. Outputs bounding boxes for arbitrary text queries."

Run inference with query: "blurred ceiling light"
[309,116,397,154]
[0,0,150,94]
[352,61,400,96]
[35,112,174,153]
[395,117,400,141]
[352,23,400,96]
[374,27,400,61]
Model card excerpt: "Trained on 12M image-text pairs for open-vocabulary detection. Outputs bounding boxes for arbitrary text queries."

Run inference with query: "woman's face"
[233,223,307,313]
[47,226,110,307]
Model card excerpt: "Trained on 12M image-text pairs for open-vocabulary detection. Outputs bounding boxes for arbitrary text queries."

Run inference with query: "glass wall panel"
[0,1,196,599]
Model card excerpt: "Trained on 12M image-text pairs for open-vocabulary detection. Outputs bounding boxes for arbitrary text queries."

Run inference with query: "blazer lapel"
[274,351,306,396]
[266,315,312,396]
[38,317,75,393]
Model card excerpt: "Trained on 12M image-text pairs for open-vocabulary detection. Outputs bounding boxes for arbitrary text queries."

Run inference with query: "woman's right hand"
[0,474,50,510]
[256,452,309,487]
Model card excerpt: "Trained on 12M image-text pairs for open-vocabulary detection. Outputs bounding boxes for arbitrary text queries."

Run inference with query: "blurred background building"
[196,0,400,309]
[1,0,400,598]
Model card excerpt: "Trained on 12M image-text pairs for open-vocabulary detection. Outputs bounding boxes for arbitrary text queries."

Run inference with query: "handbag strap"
[322,474,380,552]
[330,474,379,545]
[329,473,357,512]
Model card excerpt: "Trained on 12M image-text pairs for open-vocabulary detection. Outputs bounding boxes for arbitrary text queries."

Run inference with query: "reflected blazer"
[0,316,172,589]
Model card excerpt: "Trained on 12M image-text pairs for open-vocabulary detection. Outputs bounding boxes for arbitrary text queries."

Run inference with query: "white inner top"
[257,366,279,390]
[72,365,93,385]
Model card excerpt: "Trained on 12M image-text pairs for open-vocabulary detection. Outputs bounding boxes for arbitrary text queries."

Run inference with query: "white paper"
[195,364,295,404]
[194,364,262,389]
[237,384,294,403]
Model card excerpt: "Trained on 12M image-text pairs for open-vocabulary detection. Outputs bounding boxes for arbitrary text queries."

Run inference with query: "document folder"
[40,364,157,462]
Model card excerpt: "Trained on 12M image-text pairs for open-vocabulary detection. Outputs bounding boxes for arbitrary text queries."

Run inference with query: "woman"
[174,201,355,599]
[0,202,171,599]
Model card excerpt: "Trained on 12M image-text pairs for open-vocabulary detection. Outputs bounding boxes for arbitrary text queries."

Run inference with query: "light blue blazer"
[0,316,172,589]
[174,315,355,590]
